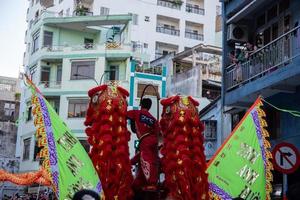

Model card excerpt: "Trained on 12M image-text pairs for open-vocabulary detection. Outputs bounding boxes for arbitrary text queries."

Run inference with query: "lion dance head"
[84,85,133,200]
[160,95,209,200]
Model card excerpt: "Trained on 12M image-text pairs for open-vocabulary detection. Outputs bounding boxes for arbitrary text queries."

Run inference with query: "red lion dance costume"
[84,85,133,200]
[160,95,209,200]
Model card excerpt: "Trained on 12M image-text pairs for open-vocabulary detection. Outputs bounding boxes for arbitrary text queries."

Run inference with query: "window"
[23,138,31,161]
[33,140,42,162]
[43,31,53,48]
[137,84,158,98]
[132,14,138,25]
[47,97,60,114]
[84,38,94,49]
[32,31,39,53]
[59,0,63,3]
[57,65,62,83]
[144,43,149,49]
[26,102,33,122]
[58,10,64,16]
[4,103,15,116]
[41,67,50,83]
[79,139,90,153]
[108,66,119,80]
[100,7,109,15]
[31,0,34,7]
[66,8,70,16]
[70,61,95,80]
[203,120,217,140]
[68,99,88,118]
[36,0,39,4]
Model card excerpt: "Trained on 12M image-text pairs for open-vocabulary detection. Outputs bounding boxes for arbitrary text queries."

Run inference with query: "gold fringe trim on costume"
[256,99,273,200]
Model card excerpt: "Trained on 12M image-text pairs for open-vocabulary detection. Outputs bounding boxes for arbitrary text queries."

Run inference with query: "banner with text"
[26,77,101,200]
[206,98,273,200]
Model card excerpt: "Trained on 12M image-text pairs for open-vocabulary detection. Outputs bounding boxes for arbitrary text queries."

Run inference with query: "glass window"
[109,66,119,81]
[68,99,89,118]
[70,61,95,80]
[59,0,63,3]
[43,31,53,47]
[23,138,31,161]
[32,31,39,53]
[4,103,15,116]
[41,67,50,83]
[57,65,62,83]
[203,120,217,140]
[100,7,109,15]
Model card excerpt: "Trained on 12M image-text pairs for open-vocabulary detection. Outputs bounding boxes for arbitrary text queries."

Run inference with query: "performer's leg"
[140,137,159,188]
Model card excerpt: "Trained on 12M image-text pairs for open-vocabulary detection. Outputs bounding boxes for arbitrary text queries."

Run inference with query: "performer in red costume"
[127,98,160,192]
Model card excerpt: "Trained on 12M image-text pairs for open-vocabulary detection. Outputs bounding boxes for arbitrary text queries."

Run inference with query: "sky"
[0,1,28,78]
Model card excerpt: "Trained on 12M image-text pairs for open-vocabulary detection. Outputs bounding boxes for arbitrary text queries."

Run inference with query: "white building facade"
[27,0,221,60]
[17,0,220,172]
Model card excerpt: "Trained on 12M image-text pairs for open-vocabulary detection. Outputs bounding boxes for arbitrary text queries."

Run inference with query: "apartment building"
[29,0,221,60]
[222,0,300,197]
[18,0,168,172]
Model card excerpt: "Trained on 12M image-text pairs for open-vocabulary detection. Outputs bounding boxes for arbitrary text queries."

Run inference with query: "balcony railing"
[185,31,204,41]
[135,65,163,75]
[73,10,93,16]
[225,25,300,91]
[39,81,61,89]
[156,26,180,36]
[157,0,182,10]
[186,4,205,15]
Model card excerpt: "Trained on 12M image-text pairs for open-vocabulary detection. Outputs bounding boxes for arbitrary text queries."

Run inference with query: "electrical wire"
[261,98,300,118]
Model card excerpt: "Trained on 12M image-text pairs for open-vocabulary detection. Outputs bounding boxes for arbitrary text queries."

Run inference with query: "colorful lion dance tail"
[160,96,209,200]
[84,85,133,200]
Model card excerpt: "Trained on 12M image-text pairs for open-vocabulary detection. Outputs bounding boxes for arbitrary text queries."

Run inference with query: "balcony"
[135,65,163,76]
[29,43,132,65]
[73,10,93,16]
[225,25,300,106]
[156,26,180,36]
[226,26,300,91]
[157,0,182,10]
[185,31,204,41]
[38,81,62,89]
[186,3,205,15]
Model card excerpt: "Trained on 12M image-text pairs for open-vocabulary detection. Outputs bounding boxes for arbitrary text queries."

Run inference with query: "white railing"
[39,81,62,89]
[226,25,300,91]
[157,0,182,10]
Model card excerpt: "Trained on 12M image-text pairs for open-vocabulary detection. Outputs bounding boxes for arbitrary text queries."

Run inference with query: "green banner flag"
[26,77,101,200]
[206,98,273,200]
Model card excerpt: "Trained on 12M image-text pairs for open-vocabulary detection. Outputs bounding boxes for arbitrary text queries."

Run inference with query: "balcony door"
[109,65,119,80]
[41,67,50,85]
[43,31,53,48]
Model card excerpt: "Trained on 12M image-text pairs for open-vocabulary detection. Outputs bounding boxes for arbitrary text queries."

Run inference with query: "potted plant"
[173,0,183,6]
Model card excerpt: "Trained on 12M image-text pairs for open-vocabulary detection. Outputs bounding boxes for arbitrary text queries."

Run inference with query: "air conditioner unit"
[227,24,248,43]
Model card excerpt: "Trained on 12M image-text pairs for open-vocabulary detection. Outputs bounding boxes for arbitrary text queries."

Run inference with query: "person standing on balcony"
[127,98,160,194]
